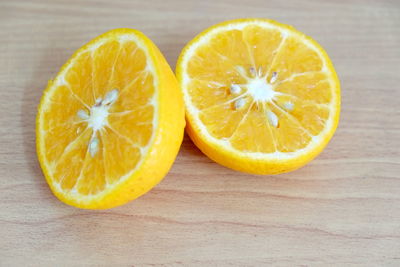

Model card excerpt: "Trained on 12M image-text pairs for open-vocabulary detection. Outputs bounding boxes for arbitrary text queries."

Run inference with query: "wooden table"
[1,0,399,265]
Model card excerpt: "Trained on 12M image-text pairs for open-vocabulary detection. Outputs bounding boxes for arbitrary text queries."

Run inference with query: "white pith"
[247,77,275,102]
[88,104,109,132]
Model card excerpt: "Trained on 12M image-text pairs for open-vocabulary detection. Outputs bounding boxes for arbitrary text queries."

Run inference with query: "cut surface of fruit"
[176,19,340,174]
[37,29,185,209]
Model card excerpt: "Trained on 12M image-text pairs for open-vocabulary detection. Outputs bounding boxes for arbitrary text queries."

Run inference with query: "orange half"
[36,29,185,209]
[176,19,340,174]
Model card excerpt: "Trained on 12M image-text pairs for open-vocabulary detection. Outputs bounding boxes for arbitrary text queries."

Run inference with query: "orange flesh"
[186,25,332,153]
[41,40,155,195]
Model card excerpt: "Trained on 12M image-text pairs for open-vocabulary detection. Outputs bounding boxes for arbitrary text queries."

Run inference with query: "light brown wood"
[1,0,400,265]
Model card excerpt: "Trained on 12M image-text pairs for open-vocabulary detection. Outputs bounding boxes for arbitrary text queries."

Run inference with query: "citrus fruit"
[36,29,185,209]
[176,18,340,174]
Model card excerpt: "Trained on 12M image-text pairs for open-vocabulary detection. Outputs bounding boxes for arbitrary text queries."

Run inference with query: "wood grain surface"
[1,0,400,266]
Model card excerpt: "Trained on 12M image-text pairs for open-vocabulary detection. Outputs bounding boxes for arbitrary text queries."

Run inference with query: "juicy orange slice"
[176,19,340,174]
[36,29,185,209]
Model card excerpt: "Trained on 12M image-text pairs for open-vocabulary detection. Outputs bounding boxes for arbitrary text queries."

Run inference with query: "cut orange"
[176,19,340,174]
[36,29,185,209]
